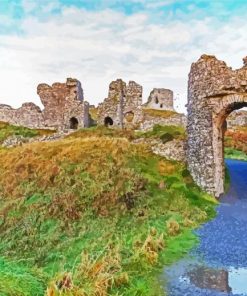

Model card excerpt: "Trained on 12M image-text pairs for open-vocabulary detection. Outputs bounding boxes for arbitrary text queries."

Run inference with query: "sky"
[1,0,247,113]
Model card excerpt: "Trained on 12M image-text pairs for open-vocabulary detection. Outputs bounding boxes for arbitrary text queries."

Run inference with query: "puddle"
[164,160,247,296]
[182,265,247,294]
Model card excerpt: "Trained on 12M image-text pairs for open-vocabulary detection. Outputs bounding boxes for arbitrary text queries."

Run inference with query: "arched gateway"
[187,55,247,197]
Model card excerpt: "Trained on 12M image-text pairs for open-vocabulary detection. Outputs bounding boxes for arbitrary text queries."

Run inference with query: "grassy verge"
[0,125,216,295]
[225,147,247,161]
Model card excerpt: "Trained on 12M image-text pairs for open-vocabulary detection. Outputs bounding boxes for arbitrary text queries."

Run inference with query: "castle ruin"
[0,77,185,132]
[144,88,174,111]
[97,79,143,129]
[187,54,247,197]
[0,78,89,130]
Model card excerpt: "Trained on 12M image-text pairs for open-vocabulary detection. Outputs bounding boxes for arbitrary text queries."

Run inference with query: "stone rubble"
[132,137,187,162]
[2,130,74,148]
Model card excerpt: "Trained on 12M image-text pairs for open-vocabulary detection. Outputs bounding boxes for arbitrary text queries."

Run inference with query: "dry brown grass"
[142,108,178,118]
[0,137,147,221]
[46,247,127,296]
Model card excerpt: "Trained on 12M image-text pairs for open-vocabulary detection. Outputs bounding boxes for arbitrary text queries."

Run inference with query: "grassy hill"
[0,123,216,296]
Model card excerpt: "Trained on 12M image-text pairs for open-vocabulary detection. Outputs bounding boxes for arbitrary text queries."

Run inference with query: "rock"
[132,137,187,162]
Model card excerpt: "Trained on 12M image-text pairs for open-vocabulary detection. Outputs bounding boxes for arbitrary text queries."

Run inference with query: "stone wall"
[97,79,143,129]
[144,88,174,111]
[0,103,44,128]
[187,54,247,197]
[0,78,89,130]
[37,78,89,130]
[227,110,247,128]
[98,79,186,130]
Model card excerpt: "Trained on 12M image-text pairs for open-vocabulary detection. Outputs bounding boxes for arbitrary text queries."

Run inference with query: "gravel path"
[163,159,247,296]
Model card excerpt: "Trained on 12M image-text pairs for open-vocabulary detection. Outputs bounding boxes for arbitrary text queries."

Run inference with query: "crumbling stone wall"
[144,88,174,111]
[0,103,44,128]
[97,79,143,129]
[37,78,89,130]
[187,54,247,197]
[0,78,89,130]
[227,110,247,128]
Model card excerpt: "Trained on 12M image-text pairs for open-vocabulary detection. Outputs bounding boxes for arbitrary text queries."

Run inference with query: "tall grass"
[0,124,217,295]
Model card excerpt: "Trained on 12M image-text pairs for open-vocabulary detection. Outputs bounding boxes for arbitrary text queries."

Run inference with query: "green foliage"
[136,124,186,142]
[224,147,247,161]
[0,121,54,143]
[0,127,216,296]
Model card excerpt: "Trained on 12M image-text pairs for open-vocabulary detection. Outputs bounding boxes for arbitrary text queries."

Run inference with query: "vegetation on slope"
[0,124,216,296]
[0,121,54,143]
[142,108,178,118]
[136,124,186,143]
[224,147,247,161]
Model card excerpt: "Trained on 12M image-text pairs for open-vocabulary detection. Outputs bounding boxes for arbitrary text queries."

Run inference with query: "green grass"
[225,147,247,161]
[0,121,54,143]
[0,123,217,295]
[135,124,186,143]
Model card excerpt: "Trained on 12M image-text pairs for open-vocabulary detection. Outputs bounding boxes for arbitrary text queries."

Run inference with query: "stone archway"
[104,116,113,127]
[69,117,79,129]
[187,55,247,197]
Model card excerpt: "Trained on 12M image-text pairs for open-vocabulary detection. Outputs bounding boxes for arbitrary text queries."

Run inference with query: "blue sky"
[1,0,247,112]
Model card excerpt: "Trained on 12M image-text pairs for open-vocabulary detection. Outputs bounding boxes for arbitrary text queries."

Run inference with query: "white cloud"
[0,7,247,113]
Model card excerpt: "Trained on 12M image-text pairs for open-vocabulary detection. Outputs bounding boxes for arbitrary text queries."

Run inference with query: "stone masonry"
[97,79,143,129]
[227,110,247,128]
[0,78,89,130]
[187,54,247,197]
[98,79,186,130]
[144,88,174,111]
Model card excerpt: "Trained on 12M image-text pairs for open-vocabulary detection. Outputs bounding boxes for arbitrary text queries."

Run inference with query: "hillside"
[0,123,216,296]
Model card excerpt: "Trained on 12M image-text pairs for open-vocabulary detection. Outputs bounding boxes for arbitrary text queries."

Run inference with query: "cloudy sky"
[1,0,247,113]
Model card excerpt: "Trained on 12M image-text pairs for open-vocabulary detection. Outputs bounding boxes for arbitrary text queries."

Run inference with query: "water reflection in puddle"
[182,265,247,294]
[165,261,247,295]
[229,267,247,295]
[186,266,231,293]
[164,160,247,296]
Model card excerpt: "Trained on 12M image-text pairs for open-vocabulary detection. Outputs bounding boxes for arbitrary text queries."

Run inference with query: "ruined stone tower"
[97,79,143,128]
[144,88,174,111]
